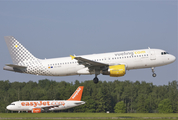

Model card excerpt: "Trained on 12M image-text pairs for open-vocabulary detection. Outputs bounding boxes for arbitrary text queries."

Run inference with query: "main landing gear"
[151,67,156,77]
[93,77,99,84]
[93,70,100,84]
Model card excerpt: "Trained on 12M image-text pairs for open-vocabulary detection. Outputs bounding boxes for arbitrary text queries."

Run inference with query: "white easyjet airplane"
[6,86,85,113]
[4,36,176,83]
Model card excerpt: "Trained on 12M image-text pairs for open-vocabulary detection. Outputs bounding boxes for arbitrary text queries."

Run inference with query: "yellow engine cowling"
[102,64,126,77]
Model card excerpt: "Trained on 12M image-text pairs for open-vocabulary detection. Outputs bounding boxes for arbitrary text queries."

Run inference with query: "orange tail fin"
[67,86,84,101]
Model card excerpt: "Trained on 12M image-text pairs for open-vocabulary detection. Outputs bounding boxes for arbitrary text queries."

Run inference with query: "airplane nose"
[172,55,176,62]
[6,105,10,110]
[169,55,176,63]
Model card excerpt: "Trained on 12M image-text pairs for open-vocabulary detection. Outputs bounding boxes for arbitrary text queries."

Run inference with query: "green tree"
[95,87,106,112]
[114,101,126,113]
[158,99,173,113]
[1,79,178,113]
[136,94,149,113]
[168,81,178,113]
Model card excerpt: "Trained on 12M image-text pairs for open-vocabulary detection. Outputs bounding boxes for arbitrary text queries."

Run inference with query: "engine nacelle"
[102,64,126,77]
[32,108,41,113]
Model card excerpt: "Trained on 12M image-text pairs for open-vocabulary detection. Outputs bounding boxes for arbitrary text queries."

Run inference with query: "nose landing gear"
[152,67,156,77]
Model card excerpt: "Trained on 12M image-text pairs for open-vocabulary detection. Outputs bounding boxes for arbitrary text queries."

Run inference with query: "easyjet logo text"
[21,101,65,107]
[72,87,81,99]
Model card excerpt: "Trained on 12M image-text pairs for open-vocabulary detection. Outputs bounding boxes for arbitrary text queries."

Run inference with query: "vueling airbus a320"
[4,36,176,83]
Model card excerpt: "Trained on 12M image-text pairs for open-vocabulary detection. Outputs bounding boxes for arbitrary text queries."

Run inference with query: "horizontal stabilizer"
[6,64,27,68]
[3,64,26,72]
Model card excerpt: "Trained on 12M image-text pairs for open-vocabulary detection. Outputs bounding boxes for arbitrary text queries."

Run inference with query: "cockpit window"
[10,103,15,105]
[161,52,169,55]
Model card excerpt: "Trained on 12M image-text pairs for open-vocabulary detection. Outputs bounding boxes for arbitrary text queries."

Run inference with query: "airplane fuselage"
[4,36,176,83]
[6,86,85,113]
[9,48,175,76]
[6,100,85,111]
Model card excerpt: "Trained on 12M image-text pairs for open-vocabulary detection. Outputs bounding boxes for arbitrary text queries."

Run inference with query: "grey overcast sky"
[0,1,177,85]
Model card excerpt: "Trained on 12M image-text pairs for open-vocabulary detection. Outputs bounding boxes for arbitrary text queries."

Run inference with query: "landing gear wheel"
[93,77,99,84]
[151,67,156,77]
[152,73,156,77]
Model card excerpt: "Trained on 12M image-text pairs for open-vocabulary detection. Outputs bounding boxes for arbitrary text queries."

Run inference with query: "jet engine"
[102,64,126,77]
[32,108,41,113]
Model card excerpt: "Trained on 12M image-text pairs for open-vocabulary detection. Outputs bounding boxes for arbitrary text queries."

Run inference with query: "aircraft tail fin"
[67,86,84,101]
[4,36,37,64]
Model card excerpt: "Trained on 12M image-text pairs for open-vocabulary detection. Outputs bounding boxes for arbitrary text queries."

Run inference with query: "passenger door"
[150,50,156,60]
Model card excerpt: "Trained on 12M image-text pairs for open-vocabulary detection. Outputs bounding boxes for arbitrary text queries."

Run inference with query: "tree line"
[0,79,177,113]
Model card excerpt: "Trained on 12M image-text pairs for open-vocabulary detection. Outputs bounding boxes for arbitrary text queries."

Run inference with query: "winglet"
[67,86,84,101]
[70,55,75,60]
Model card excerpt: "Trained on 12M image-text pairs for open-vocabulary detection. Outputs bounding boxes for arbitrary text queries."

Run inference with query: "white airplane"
[6,86,85,113]
[4,36,176,84]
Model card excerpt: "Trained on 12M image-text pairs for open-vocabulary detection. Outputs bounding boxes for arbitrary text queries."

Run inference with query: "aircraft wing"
[34,104,62,109]
[70,55,108,68]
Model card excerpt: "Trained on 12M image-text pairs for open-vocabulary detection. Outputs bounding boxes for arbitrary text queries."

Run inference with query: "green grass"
[0,113,178,118]
[0,119,177,120]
